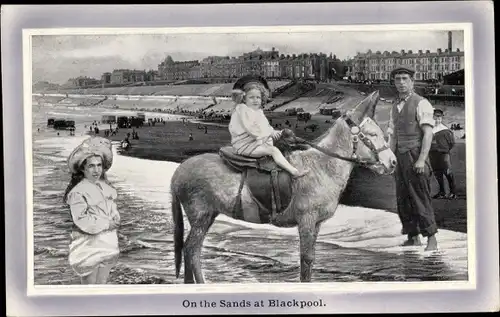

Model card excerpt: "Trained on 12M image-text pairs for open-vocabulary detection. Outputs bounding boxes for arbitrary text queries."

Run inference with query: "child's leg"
[443,154,457,195]
[252,145,307,177]
[80,268,98,284]
[434,170,446,194]
[444,169,457,194]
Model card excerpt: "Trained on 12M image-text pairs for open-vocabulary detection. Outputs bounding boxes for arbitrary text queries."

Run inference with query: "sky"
[31,30,464,85]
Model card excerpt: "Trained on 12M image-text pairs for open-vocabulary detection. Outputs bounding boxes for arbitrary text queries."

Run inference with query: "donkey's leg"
[184,212,216,284]
[298,216,321,282]
[183,245,195,284]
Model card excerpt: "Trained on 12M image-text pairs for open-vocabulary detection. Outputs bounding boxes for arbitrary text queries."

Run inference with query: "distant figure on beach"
[189,133,194,141]
[429,109,457,200]
[204,126,208,134]
[228,75,309,178]
[64,137,120,284]
[121,134,131,149]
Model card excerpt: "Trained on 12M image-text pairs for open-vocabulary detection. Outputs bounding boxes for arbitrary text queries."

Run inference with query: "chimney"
[418,50,423,54]
[456,48,461,52]
[448,31,452,51]
[437,48,442,54]
[401,49,405,54]
[426,49,430,54]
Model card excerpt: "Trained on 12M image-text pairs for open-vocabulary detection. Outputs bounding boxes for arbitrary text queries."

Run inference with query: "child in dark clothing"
[429,109,457,199]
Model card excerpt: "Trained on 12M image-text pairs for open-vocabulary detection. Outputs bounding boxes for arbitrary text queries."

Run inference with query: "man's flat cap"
[434,108,444,116]
[391,67,416,78]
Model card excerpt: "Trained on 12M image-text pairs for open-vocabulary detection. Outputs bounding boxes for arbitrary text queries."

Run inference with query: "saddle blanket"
[219,146,293,223]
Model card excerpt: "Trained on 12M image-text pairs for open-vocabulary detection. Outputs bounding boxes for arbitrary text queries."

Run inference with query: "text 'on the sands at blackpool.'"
[182,298,327,309]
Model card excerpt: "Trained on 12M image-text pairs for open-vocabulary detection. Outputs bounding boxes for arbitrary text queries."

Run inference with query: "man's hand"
[386,132,395,150]
[414,158,426,174]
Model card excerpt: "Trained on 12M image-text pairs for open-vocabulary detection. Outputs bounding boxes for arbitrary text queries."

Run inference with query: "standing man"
[386,67,438,251]
[429,108,457,199]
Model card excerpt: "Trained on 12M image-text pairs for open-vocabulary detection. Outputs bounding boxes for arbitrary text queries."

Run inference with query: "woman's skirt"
[68,229,120,277]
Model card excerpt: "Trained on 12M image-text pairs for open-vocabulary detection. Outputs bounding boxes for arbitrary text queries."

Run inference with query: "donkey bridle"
[294,114,389,167]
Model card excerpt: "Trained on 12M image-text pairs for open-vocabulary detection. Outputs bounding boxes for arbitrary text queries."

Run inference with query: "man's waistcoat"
[392,93,425,153]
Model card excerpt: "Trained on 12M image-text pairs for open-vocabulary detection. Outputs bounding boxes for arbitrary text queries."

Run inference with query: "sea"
[31,101,469,285]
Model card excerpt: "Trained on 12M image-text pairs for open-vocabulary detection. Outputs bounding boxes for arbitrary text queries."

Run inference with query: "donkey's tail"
[172,193,184,279]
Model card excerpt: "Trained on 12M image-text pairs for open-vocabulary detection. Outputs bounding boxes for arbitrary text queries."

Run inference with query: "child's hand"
[272,130,283,140]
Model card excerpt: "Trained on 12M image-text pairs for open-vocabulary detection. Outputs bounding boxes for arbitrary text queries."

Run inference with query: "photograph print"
[28,26,471,289]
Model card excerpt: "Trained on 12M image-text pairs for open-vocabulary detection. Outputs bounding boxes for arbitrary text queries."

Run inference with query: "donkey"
[170,91,397,283]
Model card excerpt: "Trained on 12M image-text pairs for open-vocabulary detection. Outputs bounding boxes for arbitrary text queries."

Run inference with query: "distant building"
[158,56,200,80]
[188,66,202,79]
[200,56,241,78]
[66,76,101,88]
[152,47,341,82]
[349,48,464,82]
[443,69,465,85]
[110,69,146,84]
[101,72,111,84]
[145,70,160,82]
[242,47,278,76]
[263,57,280,78]
[348,32,465,82]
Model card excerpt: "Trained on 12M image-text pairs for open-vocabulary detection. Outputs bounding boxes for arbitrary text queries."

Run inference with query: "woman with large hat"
[63,136,121,284]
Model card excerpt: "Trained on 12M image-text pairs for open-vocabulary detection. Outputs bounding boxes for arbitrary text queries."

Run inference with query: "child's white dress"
[66,179,120,277]
[229,103,276,157]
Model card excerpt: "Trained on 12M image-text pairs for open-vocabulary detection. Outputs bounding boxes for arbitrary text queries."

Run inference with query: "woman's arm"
[67,192,112,234]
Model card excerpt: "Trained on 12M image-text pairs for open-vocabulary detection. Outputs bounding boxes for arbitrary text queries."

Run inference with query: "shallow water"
[31,104,469,285]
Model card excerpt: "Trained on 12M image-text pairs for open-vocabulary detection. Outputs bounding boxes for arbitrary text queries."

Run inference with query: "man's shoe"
[433,192,447,199]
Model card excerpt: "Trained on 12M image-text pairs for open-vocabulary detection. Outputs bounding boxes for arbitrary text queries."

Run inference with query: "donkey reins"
[294,114,388,167]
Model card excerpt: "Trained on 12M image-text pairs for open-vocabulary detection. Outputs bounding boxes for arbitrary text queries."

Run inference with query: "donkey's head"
[342,90,396,175]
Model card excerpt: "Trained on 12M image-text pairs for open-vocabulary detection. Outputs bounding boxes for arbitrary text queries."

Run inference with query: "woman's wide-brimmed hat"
[67,137,113,174]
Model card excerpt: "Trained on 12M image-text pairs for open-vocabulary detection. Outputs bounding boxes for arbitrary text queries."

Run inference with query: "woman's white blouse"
[66,179,119,235]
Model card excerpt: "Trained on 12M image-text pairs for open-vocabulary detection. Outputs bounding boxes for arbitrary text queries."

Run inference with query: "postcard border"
[2,2,498,313]
[24,23,476,296]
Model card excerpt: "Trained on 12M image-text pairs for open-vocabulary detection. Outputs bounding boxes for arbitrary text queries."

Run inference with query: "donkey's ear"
[352,90,380,123]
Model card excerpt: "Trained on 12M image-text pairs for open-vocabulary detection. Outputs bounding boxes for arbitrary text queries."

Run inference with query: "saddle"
[219,130,310,224]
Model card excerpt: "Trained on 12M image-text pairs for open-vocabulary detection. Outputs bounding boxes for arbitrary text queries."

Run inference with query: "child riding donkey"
[228,76,309,178]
